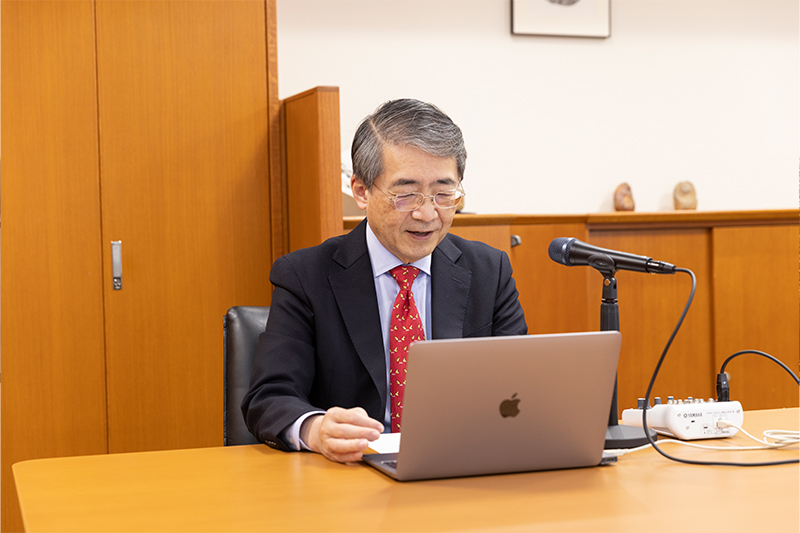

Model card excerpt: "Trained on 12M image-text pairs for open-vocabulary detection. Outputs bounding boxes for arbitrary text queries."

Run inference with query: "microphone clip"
[602,274,618,302]
[587,253,617,276]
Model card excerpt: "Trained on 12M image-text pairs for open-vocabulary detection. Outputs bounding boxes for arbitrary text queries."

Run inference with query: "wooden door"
[95,0,274,453]
[1,2,109,530]
[712,225,800,410]
[509,221,592,334]
[586,229,715,413]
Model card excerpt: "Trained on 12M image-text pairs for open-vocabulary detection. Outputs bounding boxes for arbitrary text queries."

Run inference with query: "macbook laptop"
[362,331,622,481]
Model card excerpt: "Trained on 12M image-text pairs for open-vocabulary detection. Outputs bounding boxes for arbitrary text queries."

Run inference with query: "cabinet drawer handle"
[111,241,122,290]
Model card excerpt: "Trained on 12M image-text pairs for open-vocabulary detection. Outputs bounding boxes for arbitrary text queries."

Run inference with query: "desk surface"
[14,409,799,533]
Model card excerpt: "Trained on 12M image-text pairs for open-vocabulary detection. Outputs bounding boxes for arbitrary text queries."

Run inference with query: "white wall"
[277,0,798,214]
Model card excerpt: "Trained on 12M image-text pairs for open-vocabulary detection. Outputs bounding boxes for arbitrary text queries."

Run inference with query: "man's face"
[352,144,459,264]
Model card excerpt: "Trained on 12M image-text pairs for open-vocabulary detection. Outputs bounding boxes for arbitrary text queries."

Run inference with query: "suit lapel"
[328,220,387,409]
[431,235,471,339]
[327,225,473,408]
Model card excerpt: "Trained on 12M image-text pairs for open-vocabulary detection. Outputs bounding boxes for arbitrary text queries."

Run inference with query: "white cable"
[604,444,653,457]
[717,421,800,448]
[605,426,799,457]
[763,429,800,446]
[658,438,796,451]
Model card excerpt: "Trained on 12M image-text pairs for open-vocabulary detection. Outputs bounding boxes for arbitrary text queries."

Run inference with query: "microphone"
[548,237,676,274]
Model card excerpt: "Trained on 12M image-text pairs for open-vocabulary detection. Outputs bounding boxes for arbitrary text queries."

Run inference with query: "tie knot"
[390,265,420,290]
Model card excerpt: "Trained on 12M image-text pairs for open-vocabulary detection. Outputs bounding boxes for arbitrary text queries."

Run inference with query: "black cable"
[720,350,800,385]
[640,268,799,467]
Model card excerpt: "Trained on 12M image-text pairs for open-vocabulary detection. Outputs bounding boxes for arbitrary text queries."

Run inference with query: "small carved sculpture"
[673,181,697,210]
[614,183,635,211]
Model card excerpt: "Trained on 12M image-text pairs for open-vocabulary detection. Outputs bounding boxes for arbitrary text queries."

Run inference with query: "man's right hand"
[301,407,384,463]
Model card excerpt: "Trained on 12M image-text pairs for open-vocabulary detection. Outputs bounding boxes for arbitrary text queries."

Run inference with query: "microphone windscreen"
[548,237,574,265]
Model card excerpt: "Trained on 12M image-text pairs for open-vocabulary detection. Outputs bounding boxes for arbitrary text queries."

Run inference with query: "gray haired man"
[242,99,528,463]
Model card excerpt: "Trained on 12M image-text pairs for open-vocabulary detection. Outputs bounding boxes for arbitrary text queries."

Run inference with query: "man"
[242,99,527,463]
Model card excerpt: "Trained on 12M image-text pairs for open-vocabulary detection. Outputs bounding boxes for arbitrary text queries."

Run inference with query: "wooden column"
[284,87,342,252]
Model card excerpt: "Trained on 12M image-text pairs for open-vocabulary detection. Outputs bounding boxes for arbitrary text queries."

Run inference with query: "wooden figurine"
[674,181,697,210]
[614,183,635,211]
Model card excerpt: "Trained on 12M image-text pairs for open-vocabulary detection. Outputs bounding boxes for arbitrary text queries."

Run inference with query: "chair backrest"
[223,306,270,446]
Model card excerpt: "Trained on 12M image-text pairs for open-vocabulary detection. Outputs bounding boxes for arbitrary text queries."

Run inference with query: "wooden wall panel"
[448,224,511,255]
[448,216,592,335]
[510,223,592,334]
[95,0,273,453]
[712,225,799,410]
[285,87,342,252]
[586,230,714,414]
[1,2,108,531]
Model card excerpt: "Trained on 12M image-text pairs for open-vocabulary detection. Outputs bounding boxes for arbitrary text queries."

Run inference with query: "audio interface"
[621,398,743,440]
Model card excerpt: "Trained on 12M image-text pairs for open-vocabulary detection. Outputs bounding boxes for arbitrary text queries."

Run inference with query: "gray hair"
[351,99,467,189]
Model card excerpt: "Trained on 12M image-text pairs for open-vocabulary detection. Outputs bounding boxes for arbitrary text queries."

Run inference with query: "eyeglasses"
[373,185,465,211]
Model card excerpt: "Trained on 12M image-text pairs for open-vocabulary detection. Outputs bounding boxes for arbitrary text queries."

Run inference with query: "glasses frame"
[372,184,466,212]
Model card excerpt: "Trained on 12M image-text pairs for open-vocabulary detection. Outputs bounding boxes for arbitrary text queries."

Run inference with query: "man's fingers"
[310,407,385,463]
[325,450,366,463]
[320,436,370,463]
[320,415,380,441]
[327,407,384,433]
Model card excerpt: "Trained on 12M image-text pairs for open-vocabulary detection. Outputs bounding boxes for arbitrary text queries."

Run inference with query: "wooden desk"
[14,409,799,532]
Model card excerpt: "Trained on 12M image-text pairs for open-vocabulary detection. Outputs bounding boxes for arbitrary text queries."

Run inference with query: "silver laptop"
[362,331,622,481]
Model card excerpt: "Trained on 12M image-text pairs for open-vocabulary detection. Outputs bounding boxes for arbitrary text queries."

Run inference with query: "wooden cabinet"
[584,212,798,412]
[96,0,274,454]
[383,210,799,415]
[585,227,714,412]
[711,224,799,410]
[1,1,280,530]
[449,215,593,335]
[1,5,109,531]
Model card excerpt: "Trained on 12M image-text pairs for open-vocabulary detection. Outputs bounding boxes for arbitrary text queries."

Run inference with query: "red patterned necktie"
[389,265,425,433]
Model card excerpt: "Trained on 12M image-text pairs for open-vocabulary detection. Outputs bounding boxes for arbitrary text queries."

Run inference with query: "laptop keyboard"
[382,460,398,469]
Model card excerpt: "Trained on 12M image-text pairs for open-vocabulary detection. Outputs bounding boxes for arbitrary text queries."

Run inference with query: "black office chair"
[223,306,270,446]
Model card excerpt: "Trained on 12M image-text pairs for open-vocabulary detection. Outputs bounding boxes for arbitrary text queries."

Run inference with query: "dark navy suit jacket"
[242,219,528,450]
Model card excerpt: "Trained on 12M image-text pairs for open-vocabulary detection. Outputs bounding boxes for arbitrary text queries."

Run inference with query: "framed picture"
[511,0,611,38]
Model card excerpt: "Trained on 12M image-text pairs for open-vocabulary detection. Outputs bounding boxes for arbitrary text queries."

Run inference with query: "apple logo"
[499,393,521,418]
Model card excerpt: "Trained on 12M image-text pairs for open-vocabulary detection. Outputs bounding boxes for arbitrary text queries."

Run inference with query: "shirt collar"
[365,221,432,277]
